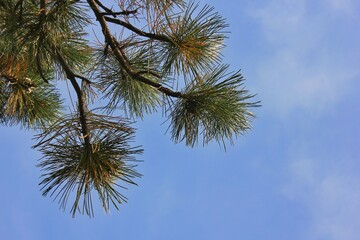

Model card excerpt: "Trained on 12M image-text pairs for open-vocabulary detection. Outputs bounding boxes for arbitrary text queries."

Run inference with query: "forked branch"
[87,0,184,99]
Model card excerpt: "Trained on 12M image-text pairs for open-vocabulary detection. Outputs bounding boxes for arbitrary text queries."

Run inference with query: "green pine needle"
[0,75,63,129]
[170,65,259,147]
[97,44,162,118]
[0,0,91,81]
[161,2,228,76]
[34,113,143,217]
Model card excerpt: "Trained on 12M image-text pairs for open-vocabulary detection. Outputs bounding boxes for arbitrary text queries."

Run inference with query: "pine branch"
[87,0,184,99]
[55,49,91,147]
[94,0,115,16]
[101,9,140,16]
[103,16,173,43]
[0,0,259,217]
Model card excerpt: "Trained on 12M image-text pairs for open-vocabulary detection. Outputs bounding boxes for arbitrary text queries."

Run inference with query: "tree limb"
[101,8,140,16]
[55,50,91,147]
[103,16,173,43]
[87,0,183,99]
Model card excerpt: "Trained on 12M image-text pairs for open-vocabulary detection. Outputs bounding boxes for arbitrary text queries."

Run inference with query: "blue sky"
[1,0,360,239]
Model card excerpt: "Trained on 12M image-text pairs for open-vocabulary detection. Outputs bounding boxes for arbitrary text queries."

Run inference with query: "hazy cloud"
[325,0,359,15]
[249,0,360,115]
[283,158,360,240]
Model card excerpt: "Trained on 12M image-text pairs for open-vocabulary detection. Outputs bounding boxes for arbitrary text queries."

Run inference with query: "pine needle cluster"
[170,65,258,147]
[35,113,142,217]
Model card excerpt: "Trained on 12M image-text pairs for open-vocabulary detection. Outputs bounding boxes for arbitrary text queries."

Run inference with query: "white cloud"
[314,176,360,240]
[248,0,360,115]
[325,0,359,15]
[251,0,307,44]
[283,158,360,240]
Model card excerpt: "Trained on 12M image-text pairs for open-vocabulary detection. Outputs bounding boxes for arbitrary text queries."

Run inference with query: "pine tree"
[0,0,259,217]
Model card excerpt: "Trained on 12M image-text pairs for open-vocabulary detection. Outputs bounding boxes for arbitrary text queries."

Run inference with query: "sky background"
[1,0,360,239]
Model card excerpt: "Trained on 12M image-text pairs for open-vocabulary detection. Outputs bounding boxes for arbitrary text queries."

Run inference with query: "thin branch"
[74,73,93,84]
[87,0,183,99]
[101,8,140,16]
[40,0,46,13]
[94,0,115,17]
[0,73,35,88]
[14,0,24,22]
[1,73,18,84]
[137,70,162,78]
[36,0,49,83]
[103,16,172,43]
[55,50,91,147]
